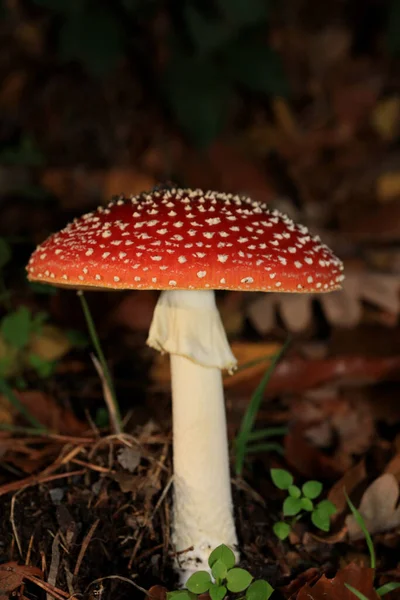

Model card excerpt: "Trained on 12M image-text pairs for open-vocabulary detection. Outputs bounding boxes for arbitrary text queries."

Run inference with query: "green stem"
[77,291,122,432]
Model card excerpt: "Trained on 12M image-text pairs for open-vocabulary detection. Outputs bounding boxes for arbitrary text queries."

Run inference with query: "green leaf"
[66,329,88,348]
[167,592,197,600]
[302,480,323,500]
[211,559,228,582]
[270,468,293,490]
[186,571,212,594]
[283,496,303,517]
[28,354,55,378]
[0,238,11,270]
[317,499,337,517]
[209,544,236,570]
[1,306,33,349]
[344,584,369,600]
[163,53,231,148]
[300,497,314,512]
[246,579,274,600]
[273,521,291,540]
[209,583,227,600]
[226,568,253,593]
[288,485,301,499]
[311,507,331,532]
[221,36,288,97]
[59,5,124,77]
[376,581,400,596]
[247,426,288,441]
[345,492,375,569]
[235,337,290,475]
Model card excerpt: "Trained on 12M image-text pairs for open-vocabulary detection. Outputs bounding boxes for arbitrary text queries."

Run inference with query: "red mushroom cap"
[26,188,344,293]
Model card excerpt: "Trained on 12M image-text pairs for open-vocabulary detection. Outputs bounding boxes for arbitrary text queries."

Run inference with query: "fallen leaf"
[346,474,400,540]
[296,563,379,599]
[371,97,400,142]
[328,460,367,518]
[385,453,400,482]
[29,324,72,361]
[285,421,349,480]
[0,562,43,599]
[377,172,400,202]
[117,446,141,473]
[8,390,86,435]
[148,585,167,600]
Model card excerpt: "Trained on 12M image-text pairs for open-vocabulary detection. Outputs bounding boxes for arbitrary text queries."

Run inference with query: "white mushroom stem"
[147,290,238,580]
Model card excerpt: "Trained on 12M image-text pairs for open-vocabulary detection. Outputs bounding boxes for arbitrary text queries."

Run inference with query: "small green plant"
[271,469,337,540]
[235,337,291,476]
[167,544,273,600]
[344,492,400,598]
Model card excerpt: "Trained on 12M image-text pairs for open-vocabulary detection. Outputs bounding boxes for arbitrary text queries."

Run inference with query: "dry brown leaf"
[319,276,361,327]
[377,171,400,202]
[0,562,43,599]
[371,97,400,142]
[328,460,367,518]
[29,324,72,361]
[278,293,313,332]
[346,474,400,540]
[384,453,400,482]
[247,267,400,333]
[245,294,276,334]
[296,563,379,599]
[10,390,86,435]
[150,341,281,389]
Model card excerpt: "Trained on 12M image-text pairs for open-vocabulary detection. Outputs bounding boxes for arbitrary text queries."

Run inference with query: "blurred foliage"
[0,236,87,384]
[18,0,288,148]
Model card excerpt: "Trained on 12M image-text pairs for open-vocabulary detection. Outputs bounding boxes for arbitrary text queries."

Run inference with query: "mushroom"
[26,188,344,578]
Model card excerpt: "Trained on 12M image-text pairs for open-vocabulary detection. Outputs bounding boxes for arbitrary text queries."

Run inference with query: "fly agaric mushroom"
[26,188,344,578]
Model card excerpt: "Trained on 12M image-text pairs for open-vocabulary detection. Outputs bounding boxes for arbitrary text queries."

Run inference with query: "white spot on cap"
[169,280,177,286]
[114,276,120,282]
[102,230,112,238]
[295,261,303,269]
[197,271,206,278]
[220,278,226,284]
[102,252,110,258]
[178,256,187,263]
[241,277,254,284]
[217,255,228,263]
[151,256,162,261]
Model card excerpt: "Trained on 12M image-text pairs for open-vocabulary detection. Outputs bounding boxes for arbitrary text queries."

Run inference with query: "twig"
[146,476,173,527]
[0,469,85,497]
[84,575,158,599]
[25,533,34,565]
[10,492,23,557]
[74,519,100,577]
[91,354,122,435]
[47,533,61,600]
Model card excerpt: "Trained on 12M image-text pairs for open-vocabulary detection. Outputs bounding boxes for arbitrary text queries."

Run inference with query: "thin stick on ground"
[74,519,100,577]
[47,533,61,600]
[10,492,23,557]
[77,290,122,433]
[91,354,121,435]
